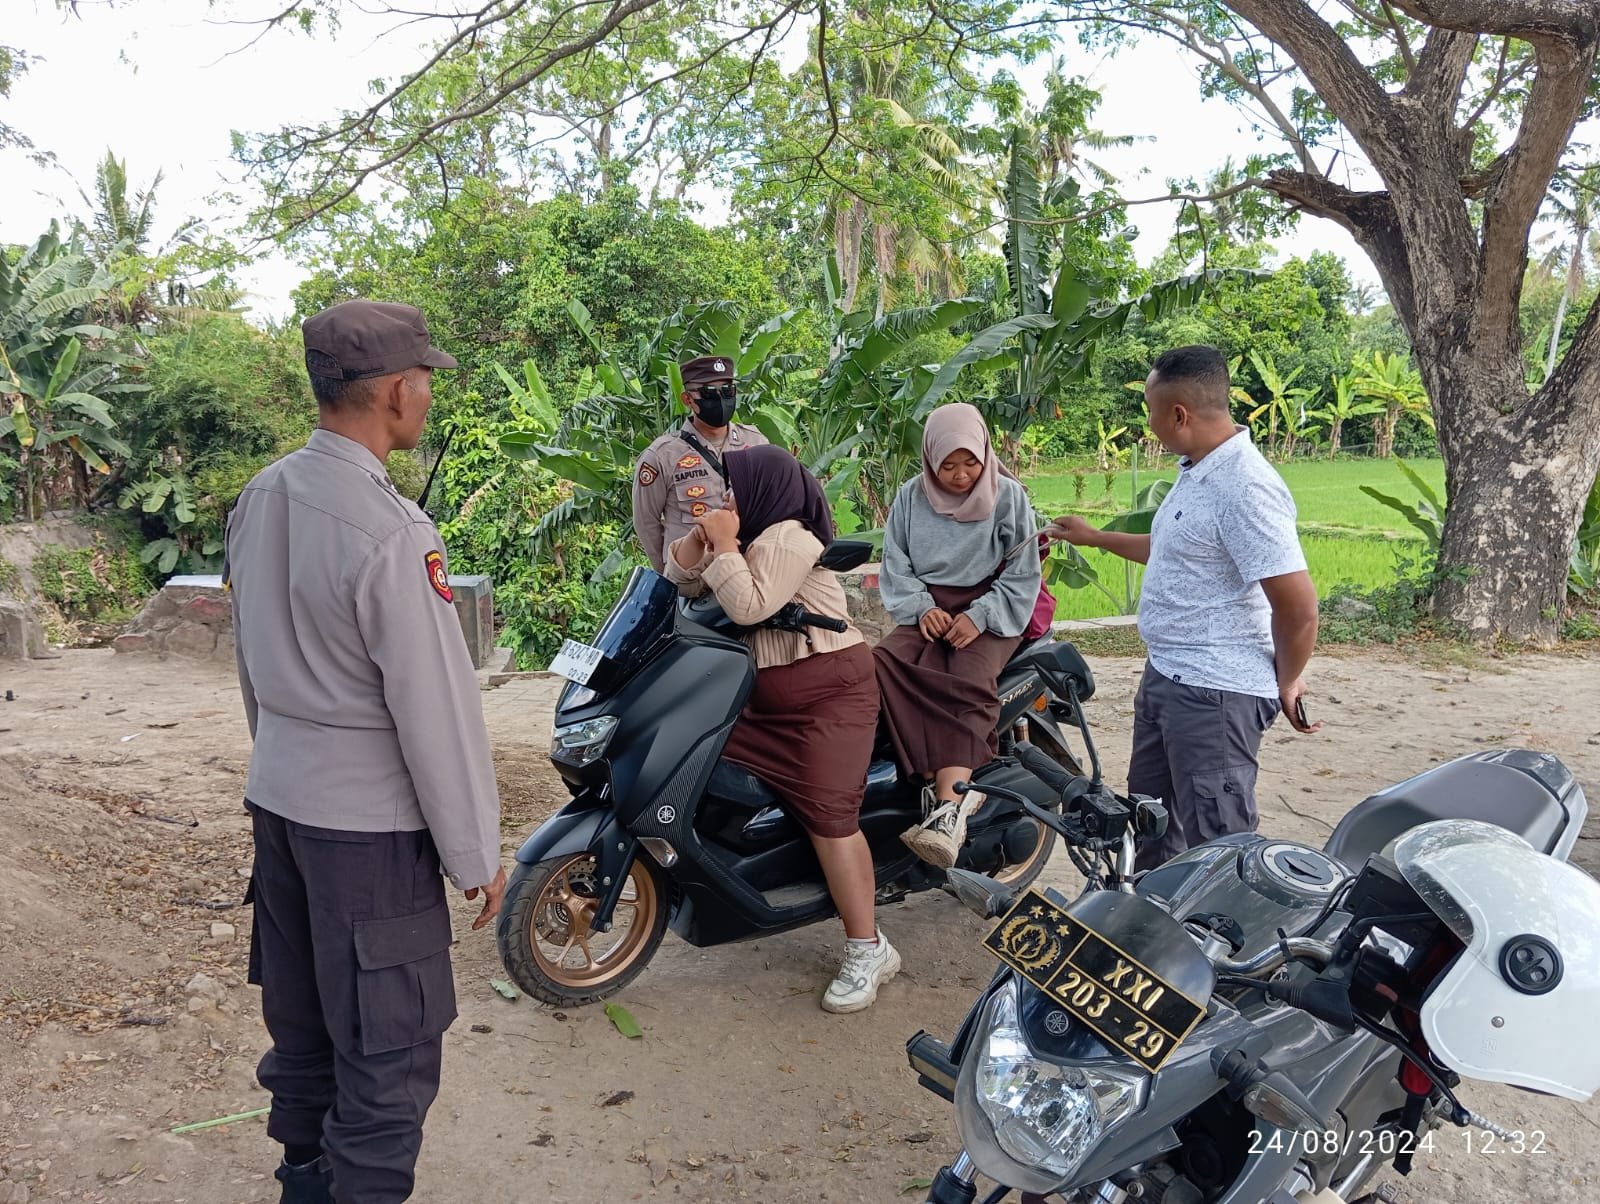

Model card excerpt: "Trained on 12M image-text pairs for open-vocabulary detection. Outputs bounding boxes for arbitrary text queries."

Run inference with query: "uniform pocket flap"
[353,905,454,970]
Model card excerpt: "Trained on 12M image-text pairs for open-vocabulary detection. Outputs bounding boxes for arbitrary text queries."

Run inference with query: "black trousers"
[1126,663,1282,873]
[246,802,458,1203]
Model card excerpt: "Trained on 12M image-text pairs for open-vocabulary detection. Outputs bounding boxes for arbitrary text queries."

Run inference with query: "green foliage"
[1569,474,1600,601]
[115,314,314,575]
[1,224,145,517]
[1046,478,1172,615]
[291,185,799,405]
[1357,459,1445,551]
[32,536,152,622]
[431,390,622,667]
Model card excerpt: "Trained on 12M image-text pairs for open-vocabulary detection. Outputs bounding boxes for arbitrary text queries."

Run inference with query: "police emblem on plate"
[425,550,452,602]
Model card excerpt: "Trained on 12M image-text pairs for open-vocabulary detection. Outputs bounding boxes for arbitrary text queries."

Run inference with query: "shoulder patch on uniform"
[638,462,658,487]
[677,453,701,470]
[425,550,453,603]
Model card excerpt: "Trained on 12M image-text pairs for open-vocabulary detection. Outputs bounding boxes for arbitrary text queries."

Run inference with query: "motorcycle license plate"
[983,888,1206,1074]
[547,639,605,684]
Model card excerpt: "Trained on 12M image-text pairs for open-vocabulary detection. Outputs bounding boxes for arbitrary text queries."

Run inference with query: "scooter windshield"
[568,566,680,698]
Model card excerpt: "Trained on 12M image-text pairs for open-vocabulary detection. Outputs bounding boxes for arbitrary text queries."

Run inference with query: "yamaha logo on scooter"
[656,804,677,825]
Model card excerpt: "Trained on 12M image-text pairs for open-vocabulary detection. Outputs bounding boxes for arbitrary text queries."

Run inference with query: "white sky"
[2,0,1378,323]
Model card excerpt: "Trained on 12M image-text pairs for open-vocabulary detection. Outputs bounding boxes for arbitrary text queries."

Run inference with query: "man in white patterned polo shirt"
[1051,345,1322,871]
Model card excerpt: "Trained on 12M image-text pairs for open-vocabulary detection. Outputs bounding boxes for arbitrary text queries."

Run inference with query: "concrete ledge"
[116,573,504,668]
[0,599,52,660]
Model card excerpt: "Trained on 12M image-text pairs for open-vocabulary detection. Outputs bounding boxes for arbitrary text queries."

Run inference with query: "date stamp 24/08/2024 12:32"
[1248,1127,1548,1159]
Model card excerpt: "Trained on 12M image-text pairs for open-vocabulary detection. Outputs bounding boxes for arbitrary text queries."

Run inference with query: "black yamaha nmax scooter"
[495,544,1093,1005]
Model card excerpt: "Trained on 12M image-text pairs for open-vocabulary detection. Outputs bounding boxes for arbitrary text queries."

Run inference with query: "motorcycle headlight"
[550,715,618,766]
[955,978,1146,1194]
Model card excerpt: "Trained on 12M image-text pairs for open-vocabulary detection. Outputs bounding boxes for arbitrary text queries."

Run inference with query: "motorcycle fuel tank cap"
[1242,842,1348,907]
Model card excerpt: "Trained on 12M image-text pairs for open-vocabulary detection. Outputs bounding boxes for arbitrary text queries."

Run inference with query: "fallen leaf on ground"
[604,1001,643,1038]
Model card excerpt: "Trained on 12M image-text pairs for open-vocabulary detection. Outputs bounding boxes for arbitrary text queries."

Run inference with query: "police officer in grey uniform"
[226,300,504,1204]
[631,354,768,573]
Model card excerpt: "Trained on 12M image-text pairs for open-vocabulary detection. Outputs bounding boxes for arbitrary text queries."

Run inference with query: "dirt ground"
[1,645,1598,1204]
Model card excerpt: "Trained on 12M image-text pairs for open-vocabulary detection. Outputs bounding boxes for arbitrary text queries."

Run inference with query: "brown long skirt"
[873,580,1022,778]
[721,642,880,839]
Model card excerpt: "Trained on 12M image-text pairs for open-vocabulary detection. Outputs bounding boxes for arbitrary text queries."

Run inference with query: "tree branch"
[1224,0,1400,168]
[1389,1,1600,44]
[1263,169,1421,332]
[1476,29,1600,340]
[1404,26,1477,114]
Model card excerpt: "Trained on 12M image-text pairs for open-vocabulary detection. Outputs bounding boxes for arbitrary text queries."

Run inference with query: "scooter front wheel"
[497,851,670,1006]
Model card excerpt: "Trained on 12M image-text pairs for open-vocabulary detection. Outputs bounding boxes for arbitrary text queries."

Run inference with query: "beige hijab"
[920,403,1018,522]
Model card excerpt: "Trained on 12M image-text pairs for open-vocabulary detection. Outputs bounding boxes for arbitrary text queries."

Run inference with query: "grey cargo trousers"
[246,802,458,1202]
[1126,663,1282,873]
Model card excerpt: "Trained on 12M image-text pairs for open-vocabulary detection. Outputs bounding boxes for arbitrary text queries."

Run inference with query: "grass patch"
[1055,624,1147,659]
[1026,456,1445,532]
[1026,456,1443,624]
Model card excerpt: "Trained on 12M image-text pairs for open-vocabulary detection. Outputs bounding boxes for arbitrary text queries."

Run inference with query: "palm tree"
[75,150,202,326]
[1538,167,1600,381]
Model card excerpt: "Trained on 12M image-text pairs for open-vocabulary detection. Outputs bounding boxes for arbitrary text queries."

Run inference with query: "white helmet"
[1393,819,1600,1101]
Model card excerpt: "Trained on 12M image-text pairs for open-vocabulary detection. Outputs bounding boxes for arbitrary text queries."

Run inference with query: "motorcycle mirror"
[1241,1072,1332,1136]
[941,868,1017,919]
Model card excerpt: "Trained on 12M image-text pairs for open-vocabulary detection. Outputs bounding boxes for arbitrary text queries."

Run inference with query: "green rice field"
[1024,457,1446,621]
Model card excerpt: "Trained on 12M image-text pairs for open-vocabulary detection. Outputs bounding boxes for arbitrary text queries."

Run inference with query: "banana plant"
[496,299,811,578]
[1568,473,1600,600]
[1048,478,1174,614]
[1242,350,1317,459]
[1,224,143,518]
[1352,351,1432,460]
[1308,371,1384,457]
[912,131,1260,446]
[1359,458,1445,550]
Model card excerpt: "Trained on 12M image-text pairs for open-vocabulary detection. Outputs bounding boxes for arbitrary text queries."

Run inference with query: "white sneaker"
[822,931,901,1013]
[900,790,985,868]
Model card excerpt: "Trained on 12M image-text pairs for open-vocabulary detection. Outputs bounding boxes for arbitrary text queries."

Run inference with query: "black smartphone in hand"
[1293,697,1310,729]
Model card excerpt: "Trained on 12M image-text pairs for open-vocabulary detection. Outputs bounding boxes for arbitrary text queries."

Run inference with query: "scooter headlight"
[955,978,1146,1193]
[550,715,618,766]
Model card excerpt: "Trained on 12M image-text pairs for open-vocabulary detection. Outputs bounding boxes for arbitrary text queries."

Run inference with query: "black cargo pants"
[245,802,458,1203]
[1126,663,1282,873]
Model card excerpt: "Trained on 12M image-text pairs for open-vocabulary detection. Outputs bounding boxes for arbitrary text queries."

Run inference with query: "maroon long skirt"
[872,580,1022,778]
[721,643,880,839]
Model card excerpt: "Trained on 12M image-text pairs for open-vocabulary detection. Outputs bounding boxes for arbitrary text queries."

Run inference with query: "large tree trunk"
[1224,0,1600,644]
[1420,334,1600,642]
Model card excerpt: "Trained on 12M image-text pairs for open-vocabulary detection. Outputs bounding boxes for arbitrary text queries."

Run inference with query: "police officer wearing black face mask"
[631,355,769,575]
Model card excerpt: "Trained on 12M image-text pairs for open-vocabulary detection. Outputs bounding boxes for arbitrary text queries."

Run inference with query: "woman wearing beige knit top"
[666,445,901,1014]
